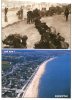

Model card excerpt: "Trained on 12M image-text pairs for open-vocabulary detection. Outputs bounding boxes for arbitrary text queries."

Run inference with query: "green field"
[2,61,11,71]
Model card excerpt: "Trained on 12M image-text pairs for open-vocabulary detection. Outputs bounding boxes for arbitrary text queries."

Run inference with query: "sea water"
[38,52,71,98]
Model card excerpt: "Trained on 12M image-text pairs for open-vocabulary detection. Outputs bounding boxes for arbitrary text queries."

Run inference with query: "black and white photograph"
[2,0,71,49]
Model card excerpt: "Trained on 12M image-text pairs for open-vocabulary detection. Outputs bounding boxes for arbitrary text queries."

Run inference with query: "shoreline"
[22,57,55,98]
[2,19,26,29]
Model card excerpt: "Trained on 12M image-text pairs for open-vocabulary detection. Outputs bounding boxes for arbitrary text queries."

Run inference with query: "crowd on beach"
[3,5,70,49]
[4,5,70,22]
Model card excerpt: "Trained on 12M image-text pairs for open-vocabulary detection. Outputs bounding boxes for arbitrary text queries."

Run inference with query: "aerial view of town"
[2,50,70,98]
[2,50,50,97]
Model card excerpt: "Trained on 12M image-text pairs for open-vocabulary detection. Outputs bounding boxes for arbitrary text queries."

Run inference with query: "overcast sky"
[2,0,69,6]
[3,0,47,2]
[2,0,71,2]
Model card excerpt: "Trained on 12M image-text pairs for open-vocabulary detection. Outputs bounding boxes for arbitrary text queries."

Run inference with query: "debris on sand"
[2,34,28,48]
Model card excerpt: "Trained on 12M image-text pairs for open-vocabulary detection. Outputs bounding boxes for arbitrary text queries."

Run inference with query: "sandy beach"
[2,14,71,48]
[22,58,54,98]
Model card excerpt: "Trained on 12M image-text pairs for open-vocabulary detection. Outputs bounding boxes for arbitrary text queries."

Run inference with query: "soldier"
[17,10,21,19]
[64,7,69,21]
[5,7,8,16]
[27,11,30,23]
[4,7,8,22]
[20,6,23,20]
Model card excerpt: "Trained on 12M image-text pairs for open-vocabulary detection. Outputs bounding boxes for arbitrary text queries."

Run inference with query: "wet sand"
[22,58,54,98]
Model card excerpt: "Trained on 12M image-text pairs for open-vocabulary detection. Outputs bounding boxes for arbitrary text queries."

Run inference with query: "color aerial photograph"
[2,50,71,98]
[2,0,71,49]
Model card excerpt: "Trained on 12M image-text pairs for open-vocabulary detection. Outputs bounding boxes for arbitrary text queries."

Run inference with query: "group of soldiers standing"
[27,9,41,24]
[4,6,70,23]
[4,6,23,22]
